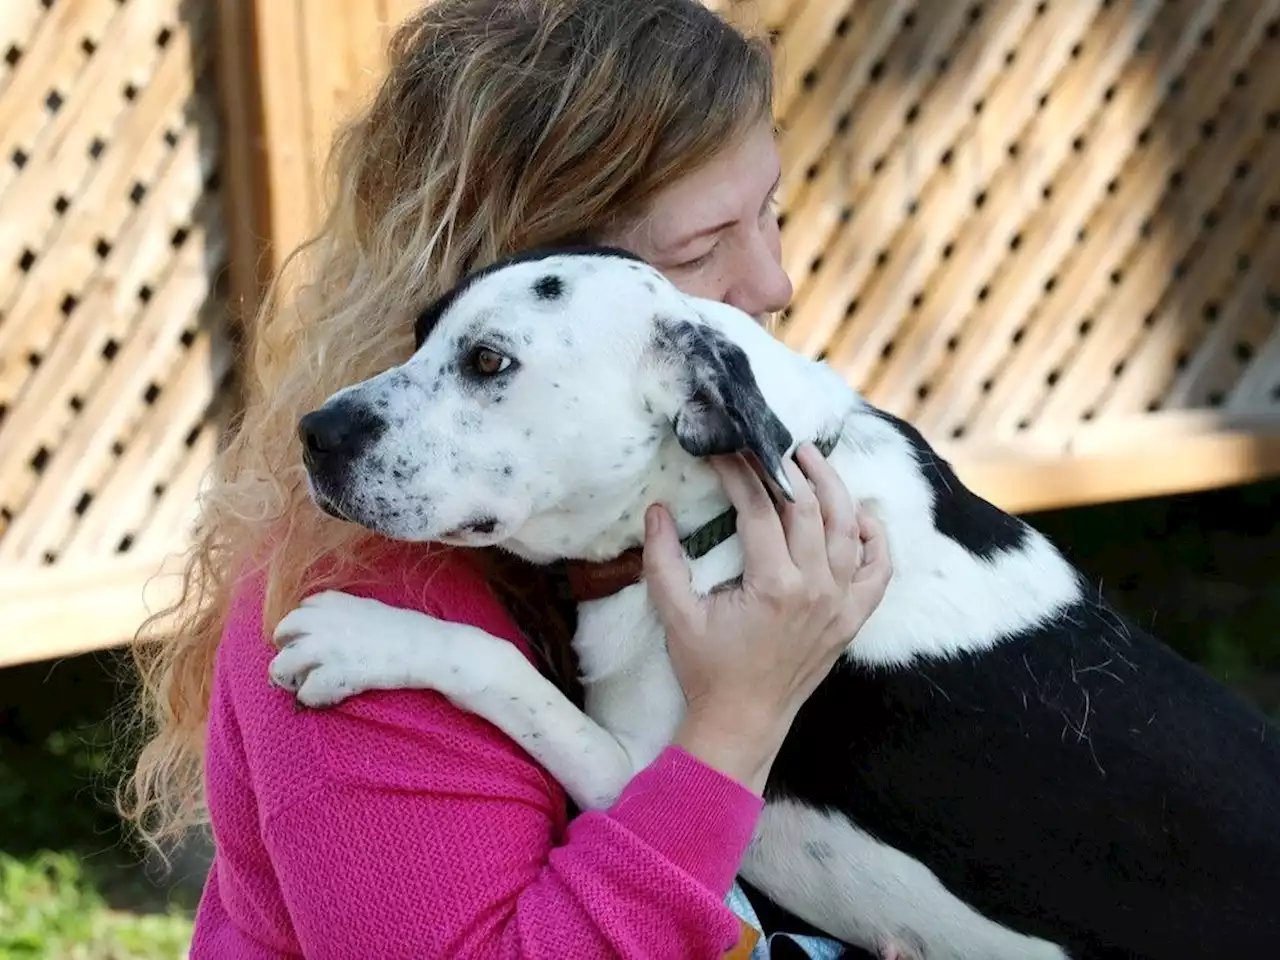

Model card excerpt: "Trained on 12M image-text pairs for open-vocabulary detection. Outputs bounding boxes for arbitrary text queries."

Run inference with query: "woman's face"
[605,119,793,322]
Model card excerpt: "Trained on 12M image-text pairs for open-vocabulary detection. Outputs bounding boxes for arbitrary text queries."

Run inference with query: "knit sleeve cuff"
[607,745,764,897]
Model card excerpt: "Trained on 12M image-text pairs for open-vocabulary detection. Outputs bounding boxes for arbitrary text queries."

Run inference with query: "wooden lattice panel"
[0,0,231,662]
[768,0,1280,485]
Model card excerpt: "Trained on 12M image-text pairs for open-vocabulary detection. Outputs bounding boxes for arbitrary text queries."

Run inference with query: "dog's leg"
[741,798,1070,960]
[270,590,639,810]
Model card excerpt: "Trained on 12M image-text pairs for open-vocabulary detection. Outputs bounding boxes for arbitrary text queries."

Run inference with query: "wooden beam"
[0,555,186,668]
[949,415,1280,514]
[213,0,277,325]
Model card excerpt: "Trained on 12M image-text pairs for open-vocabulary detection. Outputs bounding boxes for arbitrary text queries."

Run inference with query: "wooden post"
[213,0,417,325]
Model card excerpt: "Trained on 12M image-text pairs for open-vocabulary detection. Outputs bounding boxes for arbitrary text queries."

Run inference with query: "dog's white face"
[299,248,796,561]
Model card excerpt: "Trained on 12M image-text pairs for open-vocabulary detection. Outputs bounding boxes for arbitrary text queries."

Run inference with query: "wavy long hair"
[120,0,774,850]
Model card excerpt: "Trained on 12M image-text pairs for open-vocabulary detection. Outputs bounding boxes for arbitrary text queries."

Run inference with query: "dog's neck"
[561,429,844,602]
[501,438,733,567]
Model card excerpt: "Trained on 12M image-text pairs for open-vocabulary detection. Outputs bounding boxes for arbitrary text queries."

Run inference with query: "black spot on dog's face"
[412,244,640,348]
[533,274,564,300]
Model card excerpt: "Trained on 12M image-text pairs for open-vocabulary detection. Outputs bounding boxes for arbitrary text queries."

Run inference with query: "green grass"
[0,853,192,960]
[0,653,201,959]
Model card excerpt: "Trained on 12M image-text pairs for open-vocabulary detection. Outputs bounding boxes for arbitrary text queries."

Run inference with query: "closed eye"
[675,245,718,270]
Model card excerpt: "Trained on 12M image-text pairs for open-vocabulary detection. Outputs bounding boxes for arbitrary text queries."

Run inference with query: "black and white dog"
[271,247,1280,959]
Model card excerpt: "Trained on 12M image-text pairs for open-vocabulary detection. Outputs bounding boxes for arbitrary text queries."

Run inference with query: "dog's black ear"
[655,318,796,499]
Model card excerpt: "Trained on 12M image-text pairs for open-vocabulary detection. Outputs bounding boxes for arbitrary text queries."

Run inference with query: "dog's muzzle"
[297,400,388,485]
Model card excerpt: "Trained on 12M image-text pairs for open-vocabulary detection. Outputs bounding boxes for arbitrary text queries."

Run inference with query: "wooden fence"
[3,0,1279,666]
[1,0,232,666]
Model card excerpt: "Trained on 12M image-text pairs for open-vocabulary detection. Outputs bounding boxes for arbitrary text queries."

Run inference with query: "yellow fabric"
[723,918,762,959]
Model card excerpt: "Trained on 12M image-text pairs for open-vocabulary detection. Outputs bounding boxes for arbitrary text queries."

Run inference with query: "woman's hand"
[642,442,892,794]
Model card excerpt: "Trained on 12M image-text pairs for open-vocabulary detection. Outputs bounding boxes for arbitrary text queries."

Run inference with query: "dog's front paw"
[269,590,407,708]
[269,633,365,707]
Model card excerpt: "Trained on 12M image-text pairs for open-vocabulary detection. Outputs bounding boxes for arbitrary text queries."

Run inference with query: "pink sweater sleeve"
[200,547,763,959]
[266,746,759,958]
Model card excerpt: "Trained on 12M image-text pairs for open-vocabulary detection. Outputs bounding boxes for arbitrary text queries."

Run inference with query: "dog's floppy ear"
[654,318,797,500]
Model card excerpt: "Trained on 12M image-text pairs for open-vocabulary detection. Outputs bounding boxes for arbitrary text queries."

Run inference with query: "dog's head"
[298,246,796,560]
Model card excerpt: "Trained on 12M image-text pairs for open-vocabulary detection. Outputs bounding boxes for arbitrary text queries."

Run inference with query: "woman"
[123,1,892,957]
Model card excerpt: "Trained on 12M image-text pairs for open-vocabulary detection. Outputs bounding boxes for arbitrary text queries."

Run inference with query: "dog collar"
[561,431,842,604]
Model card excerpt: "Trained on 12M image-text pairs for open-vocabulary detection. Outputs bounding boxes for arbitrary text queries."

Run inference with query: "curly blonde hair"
[120,0,774,850]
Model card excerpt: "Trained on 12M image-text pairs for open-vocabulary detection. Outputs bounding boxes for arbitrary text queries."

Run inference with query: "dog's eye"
[468,345,513,377]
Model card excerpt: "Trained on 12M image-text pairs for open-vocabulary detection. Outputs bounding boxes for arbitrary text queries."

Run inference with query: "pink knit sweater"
[192,543,765,958]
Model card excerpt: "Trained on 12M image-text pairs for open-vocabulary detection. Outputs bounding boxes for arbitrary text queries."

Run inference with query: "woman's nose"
[724,234,793,318]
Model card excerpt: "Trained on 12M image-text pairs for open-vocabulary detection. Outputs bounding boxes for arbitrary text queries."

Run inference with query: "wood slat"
[825,0,1122,389]
[0,120,218,517]
[860,0,1134,413]
[1029,51,1278,433]
[1211,227,1280,411]
[787,0,1146,366]
[0,14,211,401]
[133,426,220,558]
[56,295,233,561]
[0,215,228,562]
[1230,305,1280,410]
[0,0,230,666]
[0,1,47,98]
[779,0,1072,347]
[950,415,1280,516]
[0,555,186,668]
[1099,133,1280,419]
[0,0,119,200]
[0,0,183,292]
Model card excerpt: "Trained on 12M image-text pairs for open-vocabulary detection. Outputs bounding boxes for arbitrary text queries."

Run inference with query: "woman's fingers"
[852,511,892,589]
[641,504,701,636]
[795,443,862,583]
[709,456,795,588]
[777,455,830,577]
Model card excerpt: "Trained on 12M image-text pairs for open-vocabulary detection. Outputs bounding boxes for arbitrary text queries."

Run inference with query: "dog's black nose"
[298,402,384,464]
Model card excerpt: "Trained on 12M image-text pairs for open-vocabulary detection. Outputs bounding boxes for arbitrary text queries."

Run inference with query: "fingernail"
[645,504,660,536]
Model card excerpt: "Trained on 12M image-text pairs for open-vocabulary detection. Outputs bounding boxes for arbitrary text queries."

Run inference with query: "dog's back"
[759,405,1280,958]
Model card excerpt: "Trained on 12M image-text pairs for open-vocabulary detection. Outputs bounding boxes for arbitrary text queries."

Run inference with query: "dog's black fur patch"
[414,245,644,349]
[871,407,1030,559]
[655,318,794,492]
[758,455,1280,958]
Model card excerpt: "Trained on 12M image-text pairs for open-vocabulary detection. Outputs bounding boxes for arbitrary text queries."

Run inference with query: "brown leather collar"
[560,431,841,604]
